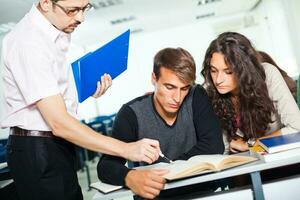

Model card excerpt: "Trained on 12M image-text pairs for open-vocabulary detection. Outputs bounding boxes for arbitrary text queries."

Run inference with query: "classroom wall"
[0,0,299,125]
[281,0,300,70]
[69,0,300,120]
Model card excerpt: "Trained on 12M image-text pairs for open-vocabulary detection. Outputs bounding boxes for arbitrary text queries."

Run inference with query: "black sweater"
[97,85,224,186]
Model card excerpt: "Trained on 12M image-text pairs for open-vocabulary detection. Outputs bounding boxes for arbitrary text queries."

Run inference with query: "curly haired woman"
[201,32,300,154]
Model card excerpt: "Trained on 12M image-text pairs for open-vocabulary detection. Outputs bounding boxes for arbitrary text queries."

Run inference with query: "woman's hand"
[229,138,249,153]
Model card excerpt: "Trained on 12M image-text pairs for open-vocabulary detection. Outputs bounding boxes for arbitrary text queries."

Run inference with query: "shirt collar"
[28,4,71,44]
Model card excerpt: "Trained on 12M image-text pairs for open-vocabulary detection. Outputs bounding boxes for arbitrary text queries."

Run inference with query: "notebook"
[72,30,130,102]
[90,181,122,194]
[250,145,300,162]
[259,132,300,153]
[0,162,7,170]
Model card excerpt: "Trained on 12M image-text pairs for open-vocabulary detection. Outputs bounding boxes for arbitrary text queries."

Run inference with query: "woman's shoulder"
[261,62,284,85]
[261,62,281,75]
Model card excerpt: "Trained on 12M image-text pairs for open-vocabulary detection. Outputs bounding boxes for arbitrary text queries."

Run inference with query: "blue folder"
[72,30,130,103]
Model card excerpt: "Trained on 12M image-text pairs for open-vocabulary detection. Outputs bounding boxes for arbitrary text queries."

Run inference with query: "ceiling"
[0,0,261,35]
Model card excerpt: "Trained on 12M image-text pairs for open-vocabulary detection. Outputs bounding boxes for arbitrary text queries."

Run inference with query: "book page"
[188,154,256,170]
[136,160,214,180]
[187,154,229,167]
[136,154,257,180]
[165,163,215,180]
[219,155,257,170]
[136,160,194,173]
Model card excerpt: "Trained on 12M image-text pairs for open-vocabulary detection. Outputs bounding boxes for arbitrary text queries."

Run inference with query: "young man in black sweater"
[97,47,224,199]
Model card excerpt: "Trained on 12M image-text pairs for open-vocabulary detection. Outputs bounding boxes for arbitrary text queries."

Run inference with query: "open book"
[137,154,257,180]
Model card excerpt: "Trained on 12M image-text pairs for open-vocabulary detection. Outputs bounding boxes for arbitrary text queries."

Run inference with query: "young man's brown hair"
[153,48,196,85]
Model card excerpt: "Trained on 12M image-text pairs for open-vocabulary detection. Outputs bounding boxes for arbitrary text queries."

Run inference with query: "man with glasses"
[52,1,93,17]
[0,0,161,199]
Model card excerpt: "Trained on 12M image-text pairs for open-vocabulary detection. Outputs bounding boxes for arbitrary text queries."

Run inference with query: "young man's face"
[44,0,90,33]
[152,67,191,119]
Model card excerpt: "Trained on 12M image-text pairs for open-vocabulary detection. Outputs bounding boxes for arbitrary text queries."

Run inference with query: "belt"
[10,127,54,138]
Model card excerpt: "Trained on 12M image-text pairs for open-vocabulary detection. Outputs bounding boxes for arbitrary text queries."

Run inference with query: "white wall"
[281,0,300,72]
[257,0,299,77]
[0,0,299,123]
[69,0,300,120]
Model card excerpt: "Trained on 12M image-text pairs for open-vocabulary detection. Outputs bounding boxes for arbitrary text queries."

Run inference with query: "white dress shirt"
[0,5,78,131]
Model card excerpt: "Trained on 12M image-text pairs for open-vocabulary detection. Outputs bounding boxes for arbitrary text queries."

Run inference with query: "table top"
[93,152,300,200]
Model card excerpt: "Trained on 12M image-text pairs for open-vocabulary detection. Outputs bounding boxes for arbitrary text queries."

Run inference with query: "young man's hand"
[123,138,161,164]
[125,169,168,199]
[92,73,112,98]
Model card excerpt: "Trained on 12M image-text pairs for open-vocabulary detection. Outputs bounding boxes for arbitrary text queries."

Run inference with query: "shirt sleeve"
[7,41,60,105]
[97,104,138,186]
[264,63,300,135]
[176,85,224,160]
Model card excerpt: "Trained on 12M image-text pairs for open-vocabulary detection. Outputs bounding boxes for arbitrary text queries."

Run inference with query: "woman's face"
[209,52,239,95]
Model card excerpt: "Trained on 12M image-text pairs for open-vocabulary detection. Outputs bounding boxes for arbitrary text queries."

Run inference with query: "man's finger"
[98,76,106,95]
[144,186,162,197]
[143,138,160,158]
[107,74,112,86]
[143,138,160,148]
[142,149,156,164]
[92,81,101,97]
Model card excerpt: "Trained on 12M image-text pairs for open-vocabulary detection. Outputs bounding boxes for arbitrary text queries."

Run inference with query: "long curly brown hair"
[201,32,275,141]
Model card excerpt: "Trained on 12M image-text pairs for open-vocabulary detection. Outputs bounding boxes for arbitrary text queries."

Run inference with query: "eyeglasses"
[52,2,93,17]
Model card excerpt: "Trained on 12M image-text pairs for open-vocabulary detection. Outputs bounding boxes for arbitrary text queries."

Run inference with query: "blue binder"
[72,30,130,103]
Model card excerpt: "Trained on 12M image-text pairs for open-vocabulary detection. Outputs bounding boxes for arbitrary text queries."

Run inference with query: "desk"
[93,153,300,200]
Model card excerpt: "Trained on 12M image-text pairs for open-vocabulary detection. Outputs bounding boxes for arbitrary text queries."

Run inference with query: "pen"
[159,152,173,164]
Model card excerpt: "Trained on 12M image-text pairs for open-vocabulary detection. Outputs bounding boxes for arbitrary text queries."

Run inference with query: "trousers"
[6,135,83,200]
